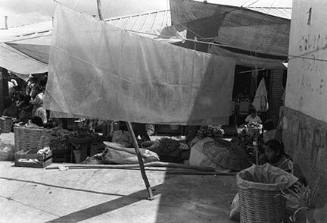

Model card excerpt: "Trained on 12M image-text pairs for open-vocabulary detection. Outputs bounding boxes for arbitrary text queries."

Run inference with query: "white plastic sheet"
[45,5,236,125]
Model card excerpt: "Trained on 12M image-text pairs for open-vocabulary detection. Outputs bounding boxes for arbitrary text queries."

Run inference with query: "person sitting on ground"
[17,94,33,123]
[245,107,262,124]
[260,139,293,173]
[2,97,18,118]
[27,116,44,128]
[30,86,44,116]
[230,139,305,221]
[132,122,151,143]
[35,106,47,125]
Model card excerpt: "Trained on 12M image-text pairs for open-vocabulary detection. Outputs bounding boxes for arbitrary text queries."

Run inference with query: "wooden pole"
[95,0,153,200]
[96,0,103,20]
[127,122,153,200]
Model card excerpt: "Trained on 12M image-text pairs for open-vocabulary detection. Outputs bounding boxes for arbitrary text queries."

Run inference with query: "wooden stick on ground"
[126,122,154,200]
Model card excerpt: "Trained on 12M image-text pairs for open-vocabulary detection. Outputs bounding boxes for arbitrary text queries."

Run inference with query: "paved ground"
[0,161,237,223]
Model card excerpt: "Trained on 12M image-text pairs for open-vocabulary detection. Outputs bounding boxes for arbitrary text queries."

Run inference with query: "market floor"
[0,161,237,223]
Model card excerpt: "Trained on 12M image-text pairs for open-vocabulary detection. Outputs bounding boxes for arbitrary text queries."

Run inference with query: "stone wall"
[281,106,327,222]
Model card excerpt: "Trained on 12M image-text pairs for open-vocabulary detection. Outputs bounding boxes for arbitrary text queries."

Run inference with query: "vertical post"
[127,122,153,200]
[4,16,8,30]
[96,0,103,20]
[0,68,9,115]
[95,0,153,200]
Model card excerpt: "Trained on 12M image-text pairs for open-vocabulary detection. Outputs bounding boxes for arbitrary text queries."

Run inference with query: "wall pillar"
[0,68,9,114]
[269,69,284,125]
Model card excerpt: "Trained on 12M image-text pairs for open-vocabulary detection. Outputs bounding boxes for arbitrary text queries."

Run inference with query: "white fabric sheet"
[45,5,236,125]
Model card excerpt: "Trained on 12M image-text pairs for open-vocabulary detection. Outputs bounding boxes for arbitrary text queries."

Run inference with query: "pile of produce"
[196,126,225,139]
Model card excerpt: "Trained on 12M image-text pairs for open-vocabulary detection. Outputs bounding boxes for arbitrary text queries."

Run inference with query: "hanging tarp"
[208,45,285,69]
[6,35,52,64]
[0,43,47,77]
[170,0,289,68]
[45,5,236,125]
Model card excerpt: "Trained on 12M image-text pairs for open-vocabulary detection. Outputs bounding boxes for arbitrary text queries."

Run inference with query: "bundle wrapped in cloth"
[83,142,159,165]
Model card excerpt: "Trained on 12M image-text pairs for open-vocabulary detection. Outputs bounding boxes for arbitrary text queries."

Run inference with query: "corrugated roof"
[105,10,171,36]
[1,10,172,42]
[1,5,291,43]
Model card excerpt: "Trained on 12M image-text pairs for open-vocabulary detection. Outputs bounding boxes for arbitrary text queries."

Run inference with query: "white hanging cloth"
[252,78,269,112]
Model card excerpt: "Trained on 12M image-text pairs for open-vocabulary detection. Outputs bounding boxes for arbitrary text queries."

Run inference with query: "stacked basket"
[0,116,13,133]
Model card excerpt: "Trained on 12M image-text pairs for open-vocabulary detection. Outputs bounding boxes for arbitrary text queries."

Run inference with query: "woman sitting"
[245,107,262,124]
[260,139,293,173]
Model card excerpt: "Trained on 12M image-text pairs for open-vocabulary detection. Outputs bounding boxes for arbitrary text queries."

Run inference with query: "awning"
[0,43,47,78]
[170,0,290,68]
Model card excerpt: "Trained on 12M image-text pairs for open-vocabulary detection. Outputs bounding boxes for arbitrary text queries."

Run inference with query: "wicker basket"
[238,187,286,223]
[0,117,13,133]
[14,126,53,152]
[237,165,290,223]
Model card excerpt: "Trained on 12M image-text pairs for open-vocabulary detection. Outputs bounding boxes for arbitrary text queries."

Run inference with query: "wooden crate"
[14,126,53,152]
[15,150,52,168]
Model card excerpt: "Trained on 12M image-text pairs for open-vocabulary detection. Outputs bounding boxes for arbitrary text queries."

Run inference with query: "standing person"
[245,107,262,124]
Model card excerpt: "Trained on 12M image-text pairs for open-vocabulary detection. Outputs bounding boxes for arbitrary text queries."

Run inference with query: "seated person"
[260,139,293,173]
[132,122,151,142]
[258,119,278,151]
[2,97,18,118]
[17,95,33,123]
[35,107,47,125]
[230,140,305,221]
[27,116,44,128]
[245,107,262,124]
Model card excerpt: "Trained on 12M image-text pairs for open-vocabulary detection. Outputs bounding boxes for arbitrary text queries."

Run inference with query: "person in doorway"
[245,107,262,124]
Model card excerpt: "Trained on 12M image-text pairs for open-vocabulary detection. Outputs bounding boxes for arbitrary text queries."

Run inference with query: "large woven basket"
[14,126,53,152]
[0,117,13,133]
[237,164,291,223]
[238,187,286,223]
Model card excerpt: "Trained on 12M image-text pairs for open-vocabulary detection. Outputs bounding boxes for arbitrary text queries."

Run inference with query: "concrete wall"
[281,107,327,222]
[269,69,284,125]
[283,1,327,221]
[286,1,327,123]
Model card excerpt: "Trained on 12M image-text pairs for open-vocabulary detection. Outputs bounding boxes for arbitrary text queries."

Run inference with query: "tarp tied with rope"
[170,0,290,69]
[45,5,236,125]
[0,43,47,77]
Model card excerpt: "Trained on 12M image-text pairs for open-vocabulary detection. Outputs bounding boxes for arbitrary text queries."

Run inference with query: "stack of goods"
[246,122,262,138]
[143,138,190,163]
[14,124,53,152]
[0,116,13,133]
[189,137,250,171]
[49,127,73,162]
[0,133,15,161]
[15,147,52,168]
[83,142,159,165]
[196,126,225,139]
